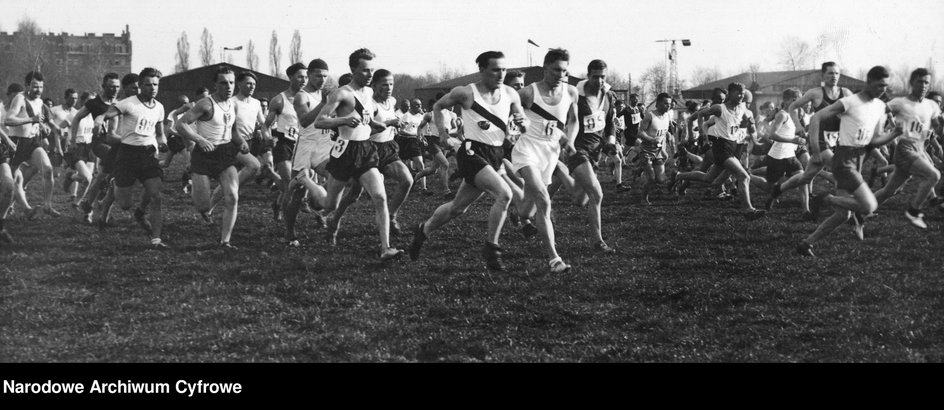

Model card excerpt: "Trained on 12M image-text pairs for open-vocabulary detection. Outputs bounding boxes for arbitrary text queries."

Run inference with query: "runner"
[415,92,454,198]
[50,89,79,198]
[4,71,59,219]
[396,98,428,193]
[94,73,142,228]
[311,48,404,261]
[408,50,526,270]
[762,88,811,218]
[175,66,249,249]
[61,91,96,205]
[637,92,673,205]
[264,62,307,221]
[797,66,900,256]
[872,68,942,229]
[71,72,121,224]
[509,48,578,273]
[101,68,169,249]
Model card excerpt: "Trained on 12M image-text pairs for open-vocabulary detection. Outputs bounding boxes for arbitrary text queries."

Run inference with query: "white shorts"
[292,136,333,172]
[511,135,560,185]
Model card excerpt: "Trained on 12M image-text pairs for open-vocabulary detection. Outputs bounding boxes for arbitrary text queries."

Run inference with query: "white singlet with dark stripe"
[195,97,235,145]
[461,84,512,147]
[337,85,373,142]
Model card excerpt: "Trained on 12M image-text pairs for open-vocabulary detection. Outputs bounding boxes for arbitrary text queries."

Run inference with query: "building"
[415,66,628,107]
[0,26,132,102]
[682,69,868,113]
[157,63,290,113]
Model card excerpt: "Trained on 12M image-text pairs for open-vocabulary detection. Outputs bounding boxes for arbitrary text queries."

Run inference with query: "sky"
[2,0,943,85]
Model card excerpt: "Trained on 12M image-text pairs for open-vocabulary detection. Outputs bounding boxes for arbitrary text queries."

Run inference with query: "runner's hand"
[343,116,361,128]
[197,139,216,152]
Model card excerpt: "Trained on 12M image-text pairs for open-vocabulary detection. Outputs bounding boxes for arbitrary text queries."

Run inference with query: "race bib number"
[321,128,332,136]
[631,112,641,125]
[824,131,839,148]
[134,117,158,136]
[583,111,606,133]
[544,120,559,137]
[854,127,874,145]
[286,126,299,139]
[330,138,349,158]
[508,120,521,137]
[403,121,417,133]
[903,120,926,141]
[613,117,625,130]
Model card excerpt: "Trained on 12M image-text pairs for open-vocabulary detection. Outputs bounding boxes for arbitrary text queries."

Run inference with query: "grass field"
[1,157,943,362]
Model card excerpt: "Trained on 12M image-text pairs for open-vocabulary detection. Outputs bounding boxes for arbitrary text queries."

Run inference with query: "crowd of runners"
[1,47,942,271]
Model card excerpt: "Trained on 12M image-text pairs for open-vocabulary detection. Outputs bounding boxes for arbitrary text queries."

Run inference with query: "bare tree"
[246,40,259,72]
[289,30,302,64]
[779,36,814,71]
[639,62,668,101]
[269,30,282,78]
[814,29,848,65]
[690,66,723,87]
[13,16,46,72]
[174,31,190,73]
[199,27,214,66]
[605,69,630,90]
[891,64,912,95]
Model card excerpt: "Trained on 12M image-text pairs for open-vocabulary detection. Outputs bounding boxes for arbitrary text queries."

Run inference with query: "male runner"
[797,66,900,256]
[4,71,59,219]
[415,93,454,198]
[265,62,307,221]
[763,88,811,218]
[872,68,942,229]
[175,66,249,249]
[408,51,527,271]
[71,73,121,223]
[101,68,168,249]
[396,98,427,193]
[637,92,673,205]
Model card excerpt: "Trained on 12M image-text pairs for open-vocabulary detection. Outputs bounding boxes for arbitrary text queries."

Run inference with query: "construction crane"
[655,39,691,97]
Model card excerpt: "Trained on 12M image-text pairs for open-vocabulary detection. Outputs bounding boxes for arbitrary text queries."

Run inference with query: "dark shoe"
[134,208,152,235]
[442,190,456,200]
[408,223,427,261]
[765,184,781,210]
[271,200,281,222]
[220,242,238,251]
[520,221,538,239]
[380,248,404,262]
[61,170,74,192]
[481,242,507,272]
[199,211,213,225]
[801,211,817,222]
[796,241,815,257]
[595,241,617,254]
[150,241,170,251]
[745,209,767,221]
[507,208,521,227]
[80,200,93,215]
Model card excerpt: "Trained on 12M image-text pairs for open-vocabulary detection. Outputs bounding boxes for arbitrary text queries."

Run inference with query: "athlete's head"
[102,73,121,99]
[348,48,376,87]
[742,89,753,105]
[908,68,932,99]
[410,98,422,114]
[629,93,638,106]
[543,48,569,85]
[177,94,191,104]
[214,66,236,99]
[725,83,744,104]
[24,71,44,99]
[655,93,671,114]
[137,67,161,101]
[475,51,507,90]
[43,98,53,108]
[338,73,352,87]
[505,70,526,90]
[286,62,308,91]
[782,88,800,107]
[865,65,890,100]
[63,88,78,108]
[306,58,329,91]
[79,91,95,105]
[236,71,258,97]
[121,73,140,98]
[259,98,268,112]
[195,87,210,99]
[685,100,699,113]
[821,62,841,87]
[586,59,608,90]
[710,88,726,105]
[927,91,943,109]
[399,99,411,113]
[372,69,394,100]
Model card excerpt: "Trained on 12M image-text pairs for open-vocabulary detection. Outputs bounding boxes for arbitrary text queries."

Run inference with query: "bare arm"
[788,89,819,136]
[313,89,361,130]
[508,87,529,135]
[69,106,91,141]
[256,106,271,140]
[766,111,802,143]
[103,105,122,145]
[174,98,216,152]
[3,95,40,127]
[295,91,329,129]
[807,101,846,159]
[637,112,655,143]
[564,86,579,152]
[264,96,282,129]
[433,87,468,140]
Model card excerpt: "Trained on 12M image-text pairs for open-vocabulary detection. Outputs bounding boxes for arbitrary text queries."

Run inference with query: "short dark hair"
[286,62,307,77]
[504,70,525,85]
[25,71,44,84]
[475,51,504,70]
[138,67,162,82]
[927,91,942,100]
[7,83,24,95]
[196,87,209,95]
[372,69,392,85]
[215,66,235,82]
[236,71,257,83]
[543,48,569,66]
[122,73,139,87]
[656,92,670,103]
[79,91,94,101]
[866,66,890,83]
[909,68,931,84]
[821,61,838,73]
[64,88,77,97]
[629,93,639,99]
[102,72,120,84]
[338,73,352,87]
[308,58,329,72]
[727,82,745,94]
[782,88,800,101]
[348,48,376,70]
[587,59,607,73]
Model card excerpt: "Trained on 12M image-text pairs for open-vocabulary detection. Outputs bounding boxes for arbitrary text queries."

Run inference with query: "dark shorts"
[711,138,739,166]
[273,133,297,164]
[326,139,379,182]
[250,137,273,157]
[603,142,619,156]
[832,146,867,193]
[0,142,11,164]
[734,142,749,159]
[765,156,803,183]
[114,144,163,188]
[424,135,442,155]
[396,135,424,160]
[640,147,666,166]
[751,142,771,156]
[374,139,401,170]
[456,139,504,186]
[73,143,94,164]
[91,136,111,159]
[166,134,187,154]
[567,137,604,174]
[11,137,43,169]
[623,132,639,148]
[191,142,239,177]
